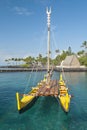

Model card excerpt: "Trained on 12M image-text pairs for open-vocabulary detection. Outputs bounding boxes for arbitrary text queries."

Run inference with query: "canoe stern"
[16,92,21,111]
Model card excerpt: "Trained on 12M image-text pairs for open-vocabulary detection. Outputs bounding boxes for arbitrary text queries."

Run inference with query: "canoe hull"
[58,74,71,113]
[19,96,38,114]
[58,94,71,113]
[16,86,40,113]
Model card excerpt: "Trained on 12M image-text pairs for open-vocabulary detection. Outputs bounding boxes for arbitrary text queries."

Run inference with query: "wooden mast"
[46,7,51,83]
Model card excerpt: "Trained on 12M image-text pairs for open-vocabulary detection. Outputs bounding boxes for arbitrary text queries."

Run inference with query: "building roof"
[62,55,80,67]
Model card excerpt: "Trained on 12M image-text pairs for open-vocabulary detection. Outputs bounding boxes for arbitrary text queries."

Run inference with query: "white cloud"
[13,6,33,16]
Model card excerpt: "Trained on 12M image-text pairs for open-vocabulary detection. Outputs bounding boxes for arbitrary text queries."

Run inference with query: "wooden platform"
[35,80,59,97]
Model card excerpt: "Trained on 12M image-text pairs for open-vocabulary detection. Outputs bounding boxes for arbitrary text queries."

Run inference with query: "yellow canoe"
[16,80,45,113]
[58,93,71,112]
[58,74,71,112]
[16,88,38,113]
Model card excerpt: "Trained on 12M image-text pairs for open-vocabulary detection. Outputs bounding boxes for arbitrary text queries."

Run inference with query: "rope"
[60,62,69,87]
[23,66,35,94]
[23,26,47,94]
[23,25,59,94]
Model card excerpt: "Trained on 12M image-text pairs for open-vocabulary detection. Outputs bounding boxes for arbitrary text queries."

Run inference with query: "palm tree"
[67,46,72,55]
[5,59,8,66]
[81,41,87,49]
[77,50,84,56]
[5,59,10,66]
[14,58,18,65]
[23,56,35,67]
[55,49,60,58]
[81,41,87,56]
[55,49,60,54]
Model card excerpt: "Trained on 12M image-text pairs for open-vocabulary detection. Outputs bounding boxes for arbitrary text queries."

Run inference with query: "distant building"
[62,55,80,67]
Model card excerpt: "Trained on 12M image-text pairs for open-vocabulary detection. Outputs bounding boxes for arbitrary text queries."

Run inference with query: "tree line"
[5,41,87,67]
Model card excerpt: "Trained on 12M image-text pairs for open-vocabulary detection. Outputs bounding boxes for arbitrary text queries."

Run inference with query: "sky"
[0,0,87,65]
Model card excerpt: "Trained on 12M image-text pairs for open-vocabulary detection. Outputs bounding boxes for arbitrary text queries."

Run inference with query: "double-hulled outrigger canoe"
[58,74,71,113]
[16,8,72,114]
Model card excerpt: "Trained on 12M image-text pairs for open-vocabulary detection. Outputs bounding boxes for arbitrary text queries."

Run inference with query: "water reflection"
[63,72,87,85]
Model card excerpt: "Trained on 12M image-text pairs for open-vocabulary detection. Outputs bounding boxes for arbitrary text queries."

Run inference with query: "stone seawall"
[0,66,87,72]
[54,67,87,72]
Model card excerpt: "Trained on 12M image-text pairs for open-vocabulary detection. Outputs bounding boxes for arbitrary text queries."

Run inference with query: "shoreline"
[0,66,87,72]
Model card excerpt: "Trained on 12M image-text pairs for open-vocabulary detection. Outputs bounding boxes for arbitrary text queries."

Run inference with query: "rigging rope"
[23,27,47,94]
[23,66,35,94]
[60,61,69,87]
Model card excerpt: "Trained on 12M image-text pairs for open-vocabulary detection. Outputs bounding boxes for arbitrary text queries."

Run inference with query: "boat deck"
[35,80,59,97]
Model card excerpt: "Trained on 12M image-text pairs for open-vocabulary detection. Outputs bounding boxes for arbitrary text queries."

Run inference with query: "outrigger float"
[16,7,71,113]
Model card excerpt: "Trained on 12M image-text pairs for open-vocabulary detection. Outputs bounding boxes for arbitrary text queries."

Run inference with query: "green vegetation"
[79,56,87,66]
[78,41,87,66]
[53,47,74,66]
[5,41,87,67]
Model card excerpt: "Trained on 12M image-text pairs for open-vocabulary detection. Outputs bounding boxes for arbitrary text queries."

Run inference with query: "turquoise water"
[0,71,87,130]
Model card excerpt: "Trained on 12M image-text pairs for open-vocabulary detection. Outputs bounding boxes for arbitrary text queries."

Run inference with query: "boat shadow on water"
[19,97,39,114]
[18,96,70,115]
[19,96,59,114]
[38,96,60,114]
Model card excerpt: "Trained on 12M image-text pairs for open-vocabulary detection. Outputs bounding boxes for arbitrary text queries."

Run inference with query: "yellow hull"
[16,80,46,113]
[58,74,71,112]
[16,86,40,112]
[59,93,71,112]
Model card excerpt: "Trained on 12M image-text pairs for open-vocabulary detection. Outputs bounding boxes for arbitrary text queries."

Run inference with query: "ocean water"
[0,71,87,130]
